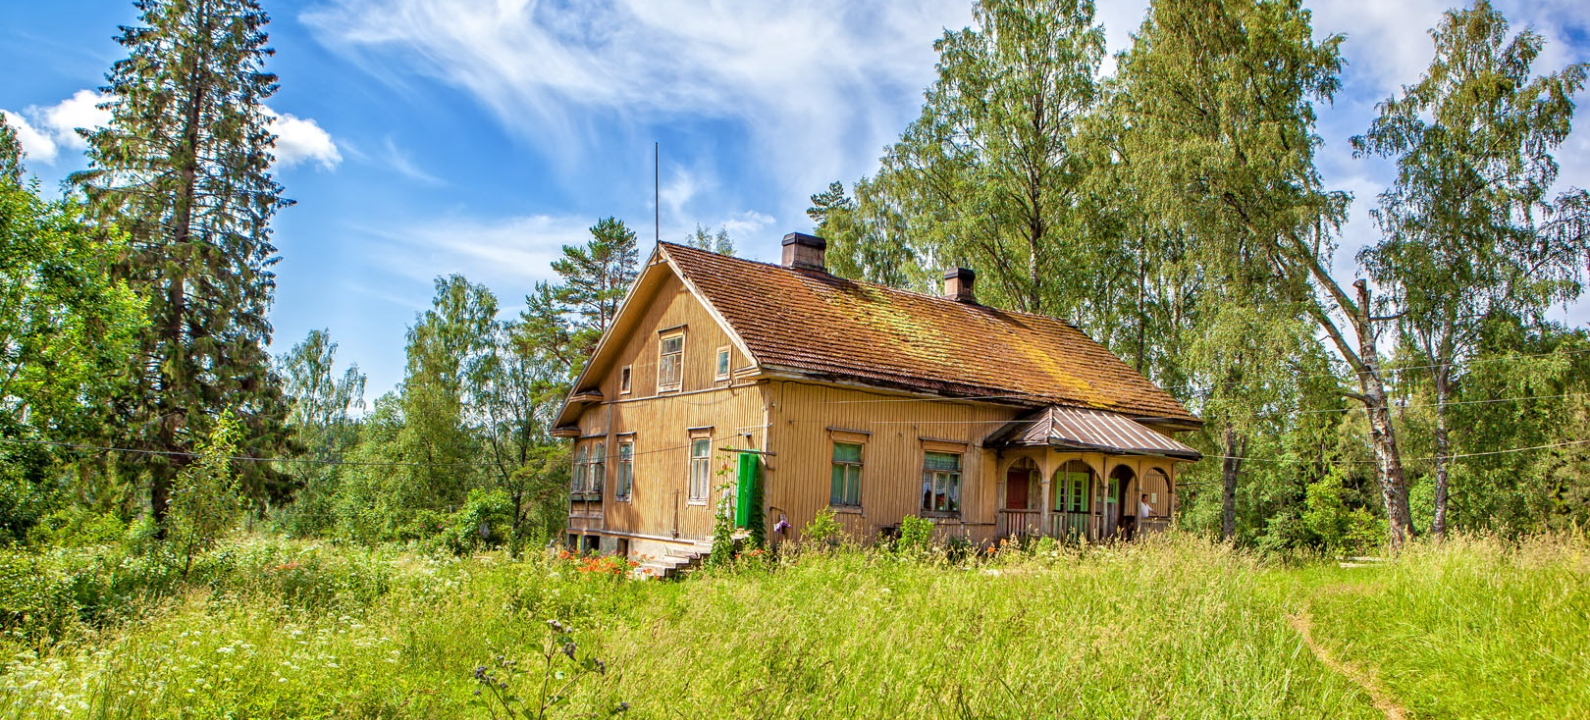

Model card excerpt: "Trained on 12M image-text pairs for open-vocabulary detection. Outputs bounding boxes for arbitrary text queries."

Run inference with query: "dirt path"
[1287,612,1408,720]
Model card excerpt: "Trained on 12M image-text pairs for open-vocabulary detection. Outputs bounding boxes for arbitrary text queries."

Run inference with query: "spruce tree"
[71,0,292,524]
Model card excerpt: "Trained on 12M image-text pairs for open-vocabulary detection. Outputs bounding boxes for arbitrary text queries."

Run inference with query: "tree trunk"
[1221,427,1245,541]
[1431,370,1451,537]
[1349,281,1414,548]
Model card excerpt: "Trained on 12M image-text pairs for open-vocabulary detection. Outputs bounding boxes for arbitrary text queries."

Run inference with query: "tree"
[398,275,499,511]
[685,224,735,256]
[0,117,144,542]
[0,117,144,439]
[70,0,292,526]
[1351,0,1590,536]
[1117,0,1429,546]
[274,329,364,533]
[863,0,1108,316]
[551,217,639,365]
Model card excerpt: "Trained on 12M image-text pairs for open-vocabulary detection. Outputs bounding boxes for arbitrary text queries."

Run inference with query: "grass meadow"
[1,533,1585,719]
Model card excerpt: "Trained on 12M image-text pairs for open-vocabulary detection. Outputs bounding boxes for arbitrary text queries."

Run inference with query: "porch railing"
[1048,511,1094,541]
[995,509,1043,538]
[1139,517,1171,535]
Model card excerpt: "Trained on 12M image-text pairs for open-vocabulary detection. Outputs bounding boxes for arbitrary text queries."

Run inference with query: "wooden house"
[552,233,1201,566]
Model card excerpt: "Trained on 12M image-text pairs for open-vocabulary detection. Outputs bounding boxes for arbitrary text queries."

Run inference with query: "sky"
[3,0,1589,397]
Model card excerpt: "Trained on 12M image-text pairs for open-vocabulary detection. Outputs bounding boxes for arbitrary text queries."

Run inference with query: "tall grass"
[0,532,1583,719]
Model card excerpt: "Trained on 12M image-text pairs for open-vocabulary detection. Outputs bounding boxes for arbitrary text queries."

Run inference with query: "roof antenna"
[654,141,660,244]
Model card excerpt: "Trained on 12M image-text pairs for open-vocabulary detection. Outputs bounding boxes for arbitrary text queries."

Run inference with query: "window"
[688,437,711,503]
[830,442,863,507]
[617,439,634,500]
[715,346,731,381]
[572,445,589,496]
[921,451,961,514]
[589,441,605,500]
[658,332,684,392]
[620,366,632,395]
[1055,460,1092,513]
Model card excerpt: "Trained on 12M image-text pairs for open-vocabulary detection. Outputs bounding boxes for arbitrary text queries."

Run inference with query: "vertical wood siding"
[763,381,1018,546]
[571,274,767,545]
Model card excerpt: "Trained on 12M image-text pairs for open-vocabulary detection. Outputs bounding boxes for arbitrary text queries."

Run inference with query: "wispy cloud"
[301,0,972,205]
[382,136,442,185]
[356,212,593,290]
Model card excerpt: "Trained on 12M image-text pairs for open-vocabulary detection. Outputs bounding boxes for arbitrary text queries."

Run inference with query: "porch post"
[1039,448,1052,537]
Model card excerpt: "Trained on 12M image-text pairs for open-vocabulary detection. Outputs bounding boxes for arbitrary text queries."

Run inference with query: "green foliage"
[896,515,934,554]
[7,534,1587,718]
[1302,470,1385,554]
[685,223,735,256]
[168,411,243,576]
[801,507,842,550]
[71,0,293,521]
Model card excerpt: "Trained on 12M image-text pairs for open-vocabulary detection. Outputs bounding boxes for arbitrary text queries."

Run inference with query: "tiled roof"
[661,242,1199,425]
[986,406,1203,460]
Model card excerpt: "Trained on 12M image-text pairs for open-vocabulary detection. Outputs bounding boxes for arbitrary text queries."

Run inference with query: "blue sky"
[3,0,1588,397]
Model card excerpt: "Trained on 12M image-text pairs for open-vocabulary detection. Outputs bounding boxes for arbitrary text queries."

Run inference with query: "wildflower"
[562,641,577,659]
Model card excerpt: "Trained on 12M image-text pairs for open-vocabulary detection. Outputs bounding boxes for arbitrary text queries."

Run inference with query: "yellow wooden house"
[552,233,1201,570]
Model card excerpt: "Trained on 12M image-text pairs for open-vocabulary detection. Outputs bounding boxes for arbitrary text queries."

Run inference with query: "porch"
[985,405,1198,544]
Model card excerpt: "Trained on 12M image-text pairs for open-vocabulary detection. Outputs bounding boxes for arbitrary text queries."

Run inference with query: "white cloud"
[359,213,591,289]
[302,0,973,206]
[265,108,342,169]
[0,90,110,165]
[658,167,699,219]
[36,89,111,151]
[0,109,59,164]
[6,89,341,171]
[381,137,441,184]
[719,210,774,239]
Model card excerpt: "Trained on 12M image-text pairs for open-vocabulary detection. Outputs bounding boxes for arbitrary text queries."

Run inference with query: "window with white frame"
[714,346,731,381]
[830,442,862,508]
[619,365,632,395]
[921,451,962,514]
[658,332,684,392]
[617,438,634,500]
[688,436,711,503]
[589,441,605,499]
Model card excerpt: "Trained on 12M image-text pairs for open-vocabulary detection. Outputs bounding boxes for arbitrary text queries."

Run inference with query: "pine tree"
[551,217,639,364]
[71,0,292,525]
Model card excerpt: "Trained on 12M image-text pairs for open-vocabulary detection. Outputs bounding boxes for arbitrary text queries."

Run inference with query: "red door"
[1006,469,1031,510]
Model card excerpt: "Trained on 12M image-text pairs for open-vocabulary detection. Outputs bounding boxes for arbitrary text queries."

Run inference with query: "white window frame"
[616,437,635,501]
[714,346,731,381]
[658,331,685,393]
[687,435,711,504]
[921,451,962,516]
[619,365,632,395]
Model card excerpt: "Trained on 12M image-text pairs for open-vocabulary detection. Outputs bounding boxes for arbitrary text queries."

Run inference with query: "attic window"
[714,346,731,381]
[620,365,632,395]
[658,331,684,392]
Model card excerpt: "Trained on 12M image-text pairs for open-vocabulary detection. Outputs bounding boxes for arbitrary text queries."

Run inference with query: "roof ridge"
[659,240,1081,330]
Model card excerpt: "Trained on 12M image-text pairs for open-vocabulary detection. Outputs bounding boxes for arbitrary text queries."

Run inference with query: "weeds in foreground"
[0,532,1584,719]
[472,619,626,720]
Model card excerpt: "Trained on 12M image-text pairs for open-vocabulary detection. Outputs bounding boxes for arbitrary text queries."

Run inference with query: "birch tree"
[1351,0,1590,536]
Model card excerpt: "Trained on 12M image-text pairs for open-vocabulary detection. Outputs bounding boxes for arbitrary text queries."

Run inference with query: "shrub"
[802,507,842,550]
[897,515,934,554]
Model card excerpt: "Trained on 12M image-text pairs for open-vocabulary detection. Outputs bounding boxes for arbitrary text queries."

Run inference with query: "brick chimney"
[944,267,976,303]
[781,232,827,272]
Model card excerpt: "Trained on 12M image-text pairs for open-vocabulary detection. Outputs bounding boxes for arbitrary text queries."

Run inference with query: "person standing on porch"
[1139,494,1153,521]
